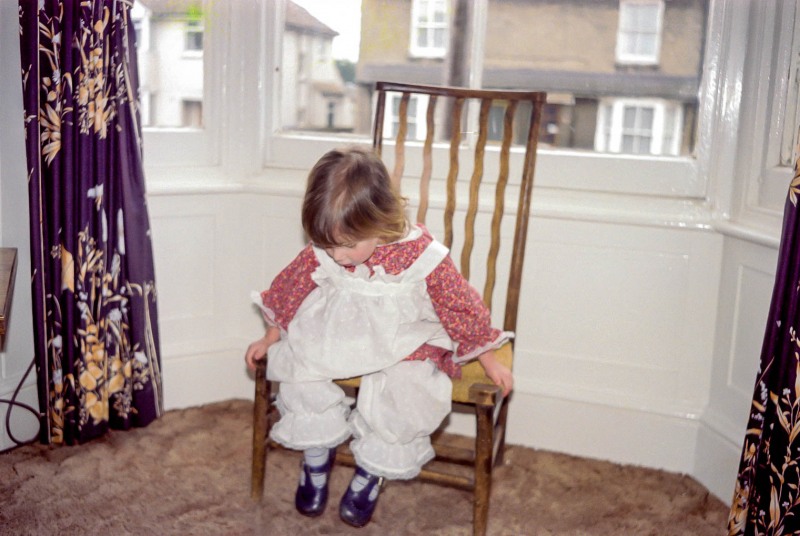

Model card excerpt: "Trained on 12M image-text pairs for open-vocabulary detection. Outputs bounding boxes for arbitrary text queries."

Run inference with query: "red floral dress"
[260,225,507,379]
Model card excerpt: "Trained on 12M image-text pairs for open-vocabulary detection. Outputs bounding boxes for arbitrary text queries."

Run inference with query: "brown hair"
[302,146,407,247]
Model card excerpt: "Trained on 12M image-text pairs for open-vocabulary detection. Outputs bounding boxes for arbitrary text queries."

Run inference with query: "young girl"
[245,146,513,527]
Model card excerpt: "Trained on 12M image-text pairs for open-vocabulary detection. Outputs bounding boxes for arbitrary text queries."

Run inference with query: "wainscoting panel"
[513,217,722,419]
[698,235,778,499]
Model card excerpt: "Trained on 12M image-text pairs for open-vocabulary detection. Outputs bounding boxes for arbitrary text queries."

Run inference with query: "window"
[269,0,707,198]
[735,0,800,219]
[132,0,218,168]
[616,0,664,65]
[182,100,203,128]
[595,99,682,156]
[185,20,204,53]
[384,93,428,141]
[780,32,800,168]
[327,101,335,128]
[409,0,448,58]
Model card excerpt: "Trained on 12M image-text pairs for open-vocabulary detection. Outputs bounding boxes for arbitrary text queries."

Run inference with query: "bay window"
[134,0,800,229]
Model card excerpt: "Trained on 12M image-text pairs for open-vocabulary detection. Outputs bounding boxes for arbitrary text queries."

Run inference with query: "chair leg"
[494,394,510,467]
[473,401,495,536]
[251,359,271,501]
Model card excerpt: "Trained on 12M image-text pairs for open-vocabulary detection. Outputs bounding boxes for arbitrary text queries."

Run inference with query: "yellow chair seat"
[452,342,512,403]
[335,342,513,404]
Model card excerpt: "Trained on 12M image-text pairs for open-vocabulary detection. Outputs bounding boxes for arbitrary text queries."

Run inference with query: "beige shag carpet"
[0,399,727,535]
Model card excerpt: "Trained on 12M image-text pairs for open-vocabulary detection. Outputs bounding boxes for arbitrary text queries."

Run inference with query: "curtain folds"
[729,156,800,535]
[18,0,162,445]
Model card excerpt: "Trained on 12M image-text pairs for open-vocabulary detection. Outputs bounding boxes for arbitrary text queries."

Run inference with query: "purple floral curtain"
[18,0,162,445]
[728,155,800,534]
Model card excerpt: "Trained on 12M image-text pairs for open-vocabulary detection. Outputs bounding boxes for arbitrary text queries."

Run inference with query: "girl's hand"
[477,350,514,397]
[245,326,281,371]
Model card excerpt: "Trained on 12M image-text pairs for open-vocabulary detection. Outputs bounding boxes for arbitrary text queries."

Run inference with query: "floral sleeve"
[425,256,509,362]
[260,244,319,331]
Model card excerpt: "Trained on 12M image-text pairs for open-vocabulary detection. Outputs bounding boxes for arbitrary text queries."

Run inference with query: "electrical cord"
[0,356,42,454]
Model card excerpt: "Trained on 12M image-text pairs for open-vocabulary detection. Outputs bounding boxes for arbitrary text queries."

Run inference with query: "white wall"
[0,0,40,452]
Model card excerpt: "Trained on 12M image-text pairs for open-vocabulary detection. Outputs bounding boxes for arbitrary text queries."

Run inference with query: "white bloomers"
[270,359,452,480]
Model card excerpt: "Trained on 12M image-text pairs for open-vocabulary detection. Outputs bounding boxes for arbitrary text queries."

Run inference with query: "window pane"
[433,28,446,48]
[640,107,654,128]
[282,0,701,158]
[622,135,635,153]
[281,0,359,133]
[480,0,695,156]
[417,31,427,48]
[638,135,652,154]
[639,34,657,56]
[133,0,205,129]
[623,107,636,129]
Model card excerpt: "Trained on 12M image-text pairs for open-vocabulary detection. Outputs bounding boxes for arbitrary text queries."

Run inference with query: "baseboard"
[693,421,740,503]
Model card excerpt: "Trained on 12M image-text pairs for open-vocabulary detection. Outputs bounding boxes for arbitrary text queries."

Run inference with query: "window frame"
[183,19,204,56]
[615,0,664,66]
[136,0,226,172]
[409,0,449,59]
[735,0,800,225]
[262,0,707,201]
[595,98,683,156]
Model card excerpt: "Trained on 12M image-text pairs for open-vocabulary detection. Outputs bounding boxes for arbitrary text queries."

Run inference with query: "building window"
[327,101,335,128]
[595,98,682,156]
[409,0,448,58]
[182,100,203,128]
[384,93,429,141]
[185,20,204,53]
[616,0,663,65]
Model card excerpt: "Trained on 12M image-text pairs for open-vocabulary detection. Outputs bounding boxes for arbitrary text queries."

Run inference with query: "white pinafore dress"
[265,234,454,384]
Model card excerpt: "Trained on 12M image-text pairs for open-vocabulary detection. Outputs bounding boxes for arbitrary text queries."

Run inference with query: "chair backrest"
[371,81,546,336]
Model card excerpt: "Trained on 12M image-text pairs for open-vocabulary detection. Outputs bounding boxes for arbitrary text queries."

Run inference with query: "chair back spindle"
[371,81,545,335]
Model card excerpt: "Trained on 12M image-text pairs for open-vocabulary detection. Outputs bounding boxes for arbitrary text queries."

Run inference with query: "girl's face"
[325,237,380,267]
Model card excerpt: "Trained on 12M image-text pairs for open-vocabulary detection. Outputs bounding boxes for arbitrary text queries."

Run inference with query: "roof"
[286,2,338,38]
[357,64,699,101]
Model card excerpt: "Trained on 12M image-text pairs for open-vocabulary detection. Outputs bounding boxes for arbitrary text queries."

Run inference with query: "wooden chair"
[252,81,546,536]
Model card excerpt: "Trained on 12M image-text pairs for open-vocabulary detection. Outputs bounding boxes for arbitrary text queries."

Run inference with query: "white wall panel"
[727,264,775,397]
[147,190,309,409]
[698,235,778,500]
[152,213,217,322]
[513,218,722,419]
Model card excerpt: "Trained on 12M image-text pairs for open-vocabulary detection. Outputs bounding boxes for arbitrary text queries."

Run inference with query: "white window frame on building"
[595,98,682,156]
[181,99,203,128]
[616,0,664,66]
[409,0,449,59]
[383,92,429,142]
[184,19,204,55]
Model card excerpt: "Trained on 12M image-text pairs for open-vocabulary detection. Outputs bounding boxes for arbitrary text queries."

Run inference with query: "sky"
[291,0,362,62]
